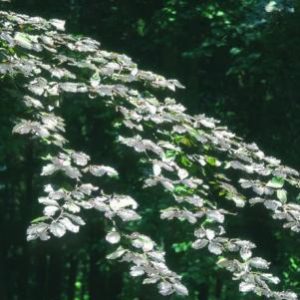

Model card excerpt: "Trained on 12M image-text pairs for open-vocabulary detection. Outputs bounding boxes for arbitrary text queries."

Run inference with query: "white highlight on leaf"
[49,222,66,237]
[43,205,59,216]
[105,230,121,244]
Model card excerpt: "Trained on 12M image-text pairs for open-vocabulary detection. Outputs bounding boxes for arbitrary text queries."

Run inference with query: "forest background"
[1,1,300,300]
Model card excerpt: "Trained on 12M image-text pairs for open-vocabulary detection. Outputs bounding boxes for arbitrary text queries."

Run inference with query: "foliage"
[1,4,300,300]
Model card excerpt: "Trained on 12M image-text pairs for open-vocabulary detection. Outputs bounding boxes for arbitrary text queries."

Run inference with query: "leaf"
[239,282,255,293]
[49,222,66,237]
[14,32,34,50]
[160,207,178,220]
[148,251,165,262]
[217,258,231,268]
[59,217,79,233]
[71,152,90,166]
[31,216,50,224]
[41,164,57,176]
[158,282,173,296]
[117,209,141,221]
[231,196,245,208]
[79,183,98,195]
[249,257,270,269]
[143,277,159,284]
[60,82,86,93]
[27,222,49,241]
[208,242,223,255]
[13,120,33,135]
[90,72,100,87]
[173,282,189,296]
[63,202,81,213]
[105,230,121,244]
[153,163,161,176]
[88,165,118,177]
[277,189,287,203]
[206,156,221,167]
[43,205,59,216]
[129,266,144,277]
[49,19,66,31]
[206,229,215,240]
[240,247,252,260]
[64,213,86,226]
[38,197,60,206]
[278,292,298,300]
[264,200,282,211]
[199,118,215,129]
[191,239,208,250]
[38,231,51,241]
[249,197,265,205]
[266,177,284,189]
[132,235,154,252]
[177,168,189,180]
[206,210,224,223]
[28,78,47,96]
[23,95,44,109]
[109,195,138,211]
[260,273,280,284]
[64,166,81,179]
[106,246,126,260]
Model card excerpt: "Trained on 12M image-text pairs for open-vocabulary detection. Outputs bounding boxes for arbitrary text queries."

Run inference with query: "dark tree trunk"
[46,251,63,300]
[67,256,78,300]
[198,283,209,300]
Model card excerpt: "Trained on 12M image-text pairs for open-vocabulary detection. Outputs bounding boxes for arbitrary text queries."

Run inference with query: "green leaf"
[174,185,190,195]
[172,242,191,253]
[277,189,287,203]
[230,47,242,56]
[206,156,221,167]
[180,155,192,167]
[31,216,49,223]
[266,177,284,189]
[165,150,177,159]
[14,32,33,50]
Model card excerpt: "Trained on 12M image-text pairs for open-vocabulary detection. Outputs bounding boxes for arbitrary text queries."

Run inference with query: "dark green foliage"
[1,1,300,300]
